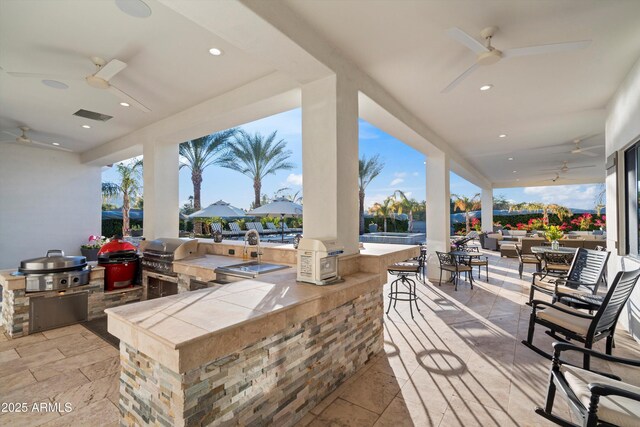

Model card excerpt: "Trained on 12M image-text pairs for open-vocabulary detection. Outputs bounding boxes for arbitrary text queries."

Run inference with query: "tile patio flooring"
[1,250,639,426]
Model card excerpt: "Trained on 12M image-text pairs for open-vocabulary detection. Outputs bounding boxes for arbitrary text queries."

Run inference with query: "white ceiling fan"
[6,56,150,113]
[540,161,596,173]
[570,139,601,157]
[442,26,591,93]
[0,126,72,151]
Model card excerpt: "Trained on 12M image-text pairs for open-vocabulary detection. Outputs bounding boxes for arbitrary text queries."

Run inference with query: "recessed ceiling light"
[512,170,517,173]
[115,0,152,18]
[52,142,60,146]
[516,179,520,182]
[42,80,68,89]
[119,102,130,107]
[499,134,507,138]
[508,157,514,161]
[480,84,493,91]
[82,125,91,129]
[209,48,223,56]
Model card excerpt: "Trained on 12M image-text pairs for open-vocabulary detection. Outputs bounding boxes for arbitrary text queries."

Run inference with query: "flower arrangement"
[545,225,564,242]
[571,213,593,231]
[81,234,106,249]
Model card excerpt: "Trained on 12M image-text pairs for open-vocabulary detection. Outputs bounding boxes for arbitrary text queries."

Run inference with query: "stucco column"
[301,75,359,255]
[481,188,493,233]
[143,141,179,240]
[425,151,451,281]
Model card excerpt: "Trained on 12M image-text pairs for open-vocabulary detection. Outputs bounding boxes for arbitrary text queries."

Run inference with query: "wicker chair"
[436,251,473,291]
[528,248,610,304]
[522,268,640,369]
[536,342,640,427]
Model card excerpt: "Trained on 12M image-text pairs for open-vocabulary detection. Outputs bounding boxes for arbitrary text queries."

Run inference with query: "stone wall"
[2,269,141,338]
[119,289,384,426]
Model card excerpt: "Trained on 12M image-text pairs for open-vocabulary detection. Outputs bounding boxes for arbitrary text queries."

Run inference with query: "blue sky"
[102,108,603,211]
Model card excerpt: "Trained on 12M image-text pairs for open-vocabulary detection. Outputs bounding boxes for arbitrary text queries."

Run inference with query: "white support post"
[143,141,179,240]
[301,74,359,255]
[481,188,494,233]
[425,151,451,281]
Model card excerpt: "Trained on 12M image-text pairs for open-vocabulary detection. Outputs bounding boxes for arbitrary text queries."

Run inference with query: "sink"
[214,261,289,280]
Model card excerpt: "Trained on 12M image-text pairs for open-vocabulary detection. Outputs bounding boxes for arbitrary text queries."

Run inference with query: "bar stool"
[386,253,424,318]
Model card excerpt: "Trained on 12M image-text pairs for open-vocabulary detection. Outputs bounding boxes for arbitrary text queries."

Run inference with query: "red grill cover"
[98,239,136,254]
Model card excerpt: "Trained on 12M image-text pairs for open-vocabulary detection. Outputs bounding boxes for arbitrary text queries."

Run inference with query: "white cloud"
[412,172,419,177]
[390,178,404,186]
[285,173,303,186]
[521,184,600,210]
[389,172,407,186]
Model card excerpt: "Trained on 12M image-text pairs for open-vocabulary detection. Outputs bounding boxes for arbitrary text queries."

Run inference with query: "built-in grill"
[17,250,90,292]
[140,238,198,276]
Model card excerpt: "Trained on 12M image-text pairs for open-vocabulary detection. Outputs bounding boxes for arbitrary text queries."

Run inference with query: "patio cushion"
[440,264,472,272]
[536,305,592,336]
[388,261,420,272]
[561,365,640,427]
[545,263,571,272]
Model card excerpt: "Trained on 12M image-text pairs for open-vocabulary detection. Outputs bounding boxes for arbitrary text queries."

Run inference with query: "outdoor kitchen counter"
[106,258,380,373]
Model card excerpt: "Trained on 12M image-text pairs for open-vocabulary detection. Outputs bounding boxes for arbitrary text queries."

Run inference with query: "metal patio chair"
[436,251,473,291]
[522,268,640,369]
[528,248,610,304]
[516,245,541,279]
[466,246,489,280]
[386,251,426,318]
[535,342,640,427]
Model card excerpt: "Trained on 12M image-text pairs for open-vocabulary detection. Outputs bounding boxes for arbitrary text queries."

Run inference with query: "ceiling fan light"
[477,49,502,66]
[85,75,109,89]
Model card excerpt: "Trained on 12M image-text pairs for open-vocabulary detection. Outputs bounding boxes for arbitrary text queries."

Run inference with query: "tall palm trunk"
[359,190,365,235]
[192,171,203,234]
[253,178,262,208]
[408,210,413,232]
[122,193,130,236]
[384,217,388,232]
[465,211,471,234]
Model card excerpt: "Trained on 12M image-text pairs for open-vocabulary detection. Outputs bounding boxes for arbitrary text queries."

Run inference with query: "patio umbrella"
[188,200,246,219]
[247,197,303,242]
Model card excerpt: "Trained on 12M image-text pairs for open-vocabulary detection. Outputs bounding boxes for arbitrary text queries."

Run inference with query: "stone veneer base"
[119,289,383,426]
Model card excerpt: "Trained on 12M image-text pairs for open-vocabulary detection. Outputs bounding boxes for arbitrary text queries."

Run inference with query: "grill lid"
[141,238,198,260]
[98,239,137,255]
[19,250,87,273]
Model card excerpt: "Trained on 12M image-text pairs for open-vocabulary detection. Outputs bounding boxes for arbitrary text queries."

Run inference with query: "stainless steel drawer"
[30,292,88,333]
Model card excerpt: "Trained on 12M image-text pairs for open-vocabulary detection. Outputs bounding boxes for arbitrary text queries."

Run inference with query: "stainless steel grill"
[140,238,198,276]
[17,250,90,292]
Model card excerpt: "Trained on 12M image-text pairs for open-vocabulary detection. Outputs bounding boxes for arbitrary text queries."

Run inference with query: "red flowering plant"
[527,217,546,231]
[594,215,606,230]
[558,222,572,231]
[571,213,593,231]
[515,222,527,230]
[471,217,481,231]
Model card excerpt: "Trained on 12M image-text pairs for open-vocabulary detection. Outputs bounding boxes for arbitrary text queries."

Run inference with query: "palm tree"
[393,190,419,232]
[219,130,294,208]
[372,197,396,232]
[452,193,481,234]
[510,202,572,224]
[102,159,143,236]
[179,129,237,234]
[359,154,385,234]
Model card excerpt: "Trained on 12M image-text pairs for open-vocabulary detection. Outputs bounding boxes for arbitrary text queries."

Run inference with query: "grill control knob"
[73,277,79,283]
[60,279,68,285]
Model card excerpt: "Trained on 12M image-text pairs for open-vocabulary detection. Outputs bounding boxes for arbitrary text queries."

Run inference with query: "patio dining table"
[530,246,577,273]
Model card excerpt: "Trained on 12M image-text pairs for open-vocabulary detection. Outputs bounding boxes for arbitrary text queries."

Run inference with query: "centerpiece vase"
[551,240,560,251]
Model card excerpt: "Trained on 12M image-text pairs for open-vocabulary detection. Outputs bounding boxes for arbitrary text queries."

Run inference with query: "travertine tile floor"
[1,250,638,426]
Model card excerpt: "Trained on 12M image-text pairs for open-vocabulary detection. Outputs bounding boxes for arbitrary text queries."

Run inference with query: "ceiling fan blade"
[30,139,72,152]
[1,130,20,138]
[568,165,597,170]
[503,40,591,59]
[578,150,598,158]
[447,27,489,54]
[576,145,603,152]
[6,71,82,80]
[441,63,479,93]
[95,59,127,81]
[109,85,151,113]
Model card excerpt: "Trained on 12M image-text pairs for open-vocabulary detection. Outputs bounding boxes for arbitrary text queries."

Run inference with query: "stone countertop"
[172,254,270,281]
[0,265,105,291]
[106,255,381,373]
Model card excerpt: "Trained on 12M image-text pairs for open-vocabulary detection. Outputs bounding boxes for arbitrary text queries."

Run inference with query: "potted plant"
[545,225,564,250]
[81,235,106,261]
[130,224,143,237]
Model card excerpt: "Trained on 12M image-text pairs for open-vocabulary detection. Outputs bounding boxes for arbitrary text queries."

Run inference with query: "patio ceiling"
[0,0,276,153]
[283,0,640,186]
[2,1,640,188]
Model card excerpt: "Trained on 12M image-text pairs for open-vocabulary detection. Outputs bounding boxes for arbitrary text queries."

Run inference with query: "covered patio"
[1,250,638,426]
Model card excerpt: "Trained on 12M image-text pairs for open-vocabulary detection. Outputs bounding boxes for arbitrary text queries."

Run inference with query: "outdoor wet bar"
[106,244,418,426]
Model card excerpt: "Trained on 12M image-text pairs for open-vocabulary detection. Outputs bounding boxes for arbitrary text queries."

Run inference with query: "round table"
[530,246,578,255]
